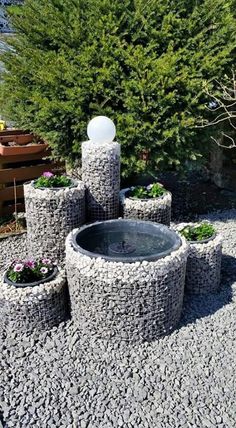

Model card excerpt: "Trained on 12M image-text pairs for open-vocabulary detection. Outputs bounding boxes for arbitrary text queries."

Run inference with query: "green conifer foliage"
[1,0,235,177]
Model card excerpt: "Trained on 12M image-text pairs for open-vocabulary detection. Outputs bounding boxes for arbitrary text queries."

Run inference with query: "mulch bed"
[123,170,236,221]
[161,173,236,220]
[0,217,26,238]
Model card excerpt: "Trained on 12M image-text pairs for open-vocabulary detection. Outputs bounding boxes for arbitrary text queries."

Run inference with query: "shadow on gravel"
[201,209,236,223]
[179,253,235,328]
[221,253,236,282]
[0,412,7,428]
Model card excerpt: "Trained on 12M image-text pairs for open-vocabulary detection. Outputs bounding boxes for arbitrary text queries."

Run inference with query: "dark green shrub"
[1,0,236,178]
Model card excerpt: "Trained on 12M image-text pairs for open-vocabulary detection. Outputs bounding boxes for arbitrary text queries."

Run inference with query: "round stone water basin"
[72,219,181,262]
[66,219,188,343]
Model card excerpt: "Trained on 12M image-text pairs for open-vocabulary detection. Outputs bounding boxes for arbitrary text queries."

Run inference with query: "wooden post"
[0,129,65,216]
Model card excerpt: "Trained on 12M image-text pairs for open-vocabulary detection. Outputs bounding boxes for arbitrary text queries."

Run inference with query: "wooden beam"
[0,149,51,164]
[0,185,24,202]
[0,134,34,144]
[0,129,28,136]
[2,203,25,216]
[0,163,60,184]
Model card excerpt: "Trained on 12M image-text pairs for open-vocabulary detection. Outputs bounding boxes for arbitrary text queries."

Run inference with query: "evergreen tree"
[1,0,235,177]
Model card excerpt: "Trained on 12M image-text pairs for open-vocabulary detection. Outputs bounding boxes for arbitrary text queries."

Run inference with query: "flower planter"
[66,223,188,343]
[120,187,172,226]
[3,266,58,288]
[0,133,34,145]
[0,268,68,335]
[176,223,222,294]
[0,143,48,156]
[24,180,85,263]
[0,130,48,156]
[0,215,26,239]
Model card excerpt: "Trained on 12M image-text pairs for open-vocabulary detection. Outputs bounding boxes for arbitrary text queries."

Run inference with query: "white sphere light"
[87,116,116,144]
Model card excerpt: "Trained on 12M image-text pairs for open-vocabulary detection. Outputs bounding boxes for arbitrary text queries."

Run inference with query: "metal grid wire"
[24,182,85,263]
[66,232,188,343]
[185,238,222,294]
[82,141,120,222]
[120,189,172,226]
[0,276,68,336]
[174,223,223,295]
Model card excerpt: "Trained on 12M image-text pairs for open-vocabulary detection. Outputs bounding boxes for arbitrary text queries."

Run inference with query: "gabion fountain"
[1,116,222,342]
[66,220,188,343]
[65,116,188,343]
[82,116,120,221]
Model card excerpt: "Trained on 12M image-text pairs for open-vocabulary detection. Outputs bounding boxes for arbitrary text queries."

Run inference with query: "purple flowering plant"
[6,258,55,284]
[34,172,72,189]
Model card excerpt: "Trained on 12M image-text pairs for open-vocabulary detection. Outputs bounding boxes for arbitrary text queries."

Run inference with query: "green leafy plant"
[149,183,166,198]
[34,172,72,188]
[180,223,215,242]
[6,258,55,284]
[129,183,167,199]
[1,0,236,179]
[129,186,149,199]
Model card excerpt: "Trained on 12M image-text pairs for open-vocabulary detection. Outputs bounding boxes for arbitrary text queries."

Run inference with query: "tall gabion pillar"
[82,116,120,221]
[24,180,85,263]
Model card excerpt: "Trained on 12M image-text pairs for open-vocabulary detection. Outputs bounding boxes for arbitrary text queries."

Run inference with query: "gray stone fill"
[82,141,120,221]
[120,187,172,225]
[66,229,188,343]
[24,180,85,263]
[0,210,235,428]
[175,222,222,294]
[0,268,68,335]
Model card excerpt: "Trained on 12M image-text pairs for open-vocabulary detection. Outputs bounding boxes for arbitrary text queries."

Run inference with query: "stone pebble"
[174,221,223,294]
[82,141,120,221]
[66,228,188,341]
[120,187,172,225]
[24,180,85,263]
[0,210,236,427]
[0,267,68,336]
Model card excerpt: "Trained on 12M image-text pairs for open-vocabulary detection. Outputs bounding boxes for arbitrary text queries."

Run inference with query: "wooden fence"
[0,142,64,217]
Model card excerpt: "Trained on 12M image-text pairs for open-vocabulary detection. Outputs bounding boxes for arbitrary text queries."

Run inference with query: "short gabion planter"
[0,269,68,335]
[82,140,120,221]
[176,223,222,294]
[120,187,172,226]
[24,180,85,262]
[66,220,188,343]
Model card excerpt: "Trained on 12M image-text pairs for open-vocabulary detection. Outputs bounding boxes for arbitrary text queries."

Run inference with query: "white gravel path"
[0,210,236,428]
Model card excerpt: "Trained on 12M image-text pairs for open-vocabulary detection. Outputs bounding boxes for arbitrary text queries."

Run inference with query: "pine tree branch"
[196,70,236,146]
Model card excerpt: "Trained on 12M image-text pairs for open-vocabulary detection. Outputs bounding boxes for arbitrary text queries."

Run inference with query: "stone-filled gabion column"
[66,231,188,343]
[82,141,120,221]
[24,180,85,262]
[120,188,172,225]
[0,269,68,335]
[176,223,222,294]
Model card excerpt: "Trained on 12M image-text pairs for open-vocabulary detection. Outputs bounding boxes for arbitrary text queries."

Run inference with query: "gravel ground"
[0,210,236,428]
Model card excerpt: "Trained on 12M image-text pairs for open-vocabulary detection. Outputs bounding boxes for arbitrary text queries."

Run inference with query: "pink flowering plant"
[6,258,55,284]
[34,172,72,189]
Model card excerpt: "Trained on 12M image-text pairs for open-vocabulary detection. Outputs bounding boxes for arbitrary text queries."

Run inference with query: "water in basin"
[72,220,181,263]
